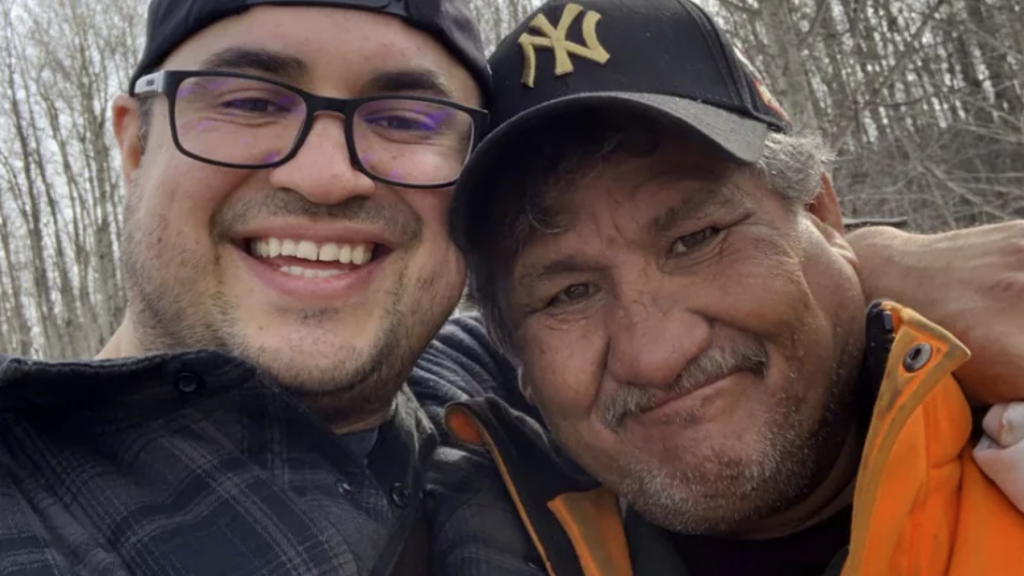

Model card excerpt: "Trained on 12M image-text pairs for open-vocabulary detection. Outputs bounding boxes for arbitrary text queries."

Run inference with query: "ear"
[805,173,858,269]
[518,368,536,405]
[112,94,144,186]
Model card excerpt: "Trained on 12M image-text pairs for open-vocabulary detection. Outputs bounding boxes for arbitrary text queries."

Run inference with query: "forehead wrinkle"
[649,178,745,237]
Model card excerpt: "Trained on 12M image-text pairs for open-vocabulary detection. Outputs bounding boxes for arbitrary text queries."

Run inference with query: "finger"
[982,402,1024,447]
[974,435,1024,513]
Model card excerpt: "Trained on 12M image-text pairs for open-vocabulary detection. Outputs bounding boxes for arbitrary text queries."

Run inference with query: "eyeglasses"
[132,70,489,189]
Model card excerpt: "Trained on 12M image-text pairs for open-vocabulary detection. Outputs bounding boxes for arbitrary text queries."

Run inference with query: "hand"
[974,402,1024,512]
[847,221,1024,405]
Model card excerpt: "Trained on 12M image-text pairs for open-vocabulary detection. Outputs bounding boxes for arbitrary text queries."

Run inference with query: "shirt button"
[335,480,352,496]
[176,373,201,394]
[390,483,410,509]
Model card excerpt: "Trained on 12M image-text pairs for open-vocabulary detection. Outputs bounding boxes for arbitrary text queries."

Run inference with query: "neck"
[731,424,862,540]
[332,405,393,435]
[97,317,144,359]
[99,312,397,435]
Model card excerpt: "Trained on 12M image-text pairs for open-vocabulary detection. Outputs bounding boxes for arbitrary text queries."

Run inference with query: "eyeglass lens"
[173,74,475,186]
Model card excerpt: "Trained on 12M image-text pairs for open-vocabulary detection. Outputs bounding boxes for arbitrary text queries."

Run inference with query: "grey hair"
[466,115,834,357]
[756,130,834,205]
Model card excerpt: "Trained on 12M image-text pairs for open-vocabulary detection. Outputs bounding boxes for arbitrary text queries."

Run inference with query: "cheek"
[136,144,251,233]
[522,335,588,408]
[707,230,813,335]
[519,330,633,489]
[405,186,453,235]
[129,153,256,281]
[402,189,465,270]
[800,235,864,323]
[703,231,839,399]
[518,325,609,433]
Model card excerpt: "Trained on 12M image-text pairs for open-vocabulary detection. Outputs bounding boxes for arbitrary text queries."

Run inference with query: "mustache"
[213,188,421,244]
[600,343,769,430]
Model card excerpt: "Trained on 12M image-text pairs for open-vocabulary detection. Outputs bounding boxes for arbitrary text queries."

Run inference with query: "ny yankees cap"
[451,0,793,251]
[129,0,490,99]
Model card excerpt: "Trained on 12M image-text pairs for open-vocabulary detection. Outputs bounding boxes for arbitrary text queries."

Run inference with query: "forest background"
[1,0,1021,359]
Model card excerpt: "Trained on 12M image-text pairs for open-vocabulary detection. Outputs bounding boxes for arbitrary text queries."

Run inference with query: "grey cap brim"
[452,91,771,252]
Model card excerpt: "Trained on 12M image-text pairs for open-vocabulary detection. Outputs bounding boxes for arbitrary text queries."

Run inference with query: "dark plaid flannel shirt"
[0,315,548,576]
[0,350,437,576]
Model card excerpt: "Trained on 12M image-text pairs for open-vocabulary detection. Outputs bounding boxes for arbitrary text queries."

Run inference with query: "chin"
[231,323,372,373]
[252,349,371,391]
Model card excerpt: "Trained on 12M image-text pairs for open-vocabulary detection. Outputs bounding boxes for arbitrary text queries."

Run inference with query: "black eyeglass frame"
[132,69,490,189]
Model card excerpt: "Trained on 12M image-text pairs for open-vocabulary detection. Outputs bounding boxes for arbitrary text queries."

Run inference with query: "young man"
[442,0,1024,574]
[0,1,489,574]
[0,1,1020,575]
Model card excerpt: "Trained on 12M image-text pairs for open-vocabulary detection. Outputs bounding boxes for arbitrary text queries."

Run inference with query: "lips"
[252,238,374,265]
[229,227,397,300]
[639,368,743,416]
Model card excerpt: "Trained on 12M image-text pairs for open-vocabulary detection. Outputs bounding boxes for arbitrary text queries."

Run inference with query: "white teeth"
[338,244,352,264]
[248,237,377,268]
[352,244,368,266]
[296,240,319,261]
[279,266,344,279]
[319,243,340,262]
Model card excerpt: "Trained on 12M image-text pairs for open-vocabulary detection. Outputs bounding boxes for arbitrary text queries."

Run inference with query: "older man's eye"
[670,227,720,255]
[548,283,594,307]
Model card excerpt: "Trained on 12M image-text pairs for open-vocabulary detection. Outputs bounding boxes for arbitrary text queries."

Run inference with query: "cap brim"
[453,91,770,251]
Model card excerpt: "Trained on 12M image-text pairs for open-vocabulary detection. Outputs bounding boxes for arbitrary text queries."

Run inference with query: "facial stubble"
[121,176,455,428]
[614,337,861,536]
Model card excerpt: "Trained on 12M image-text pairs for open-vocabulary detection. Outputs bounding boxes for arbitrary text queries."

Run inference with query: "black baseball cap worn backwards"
[451,0,793,251]
[129,0,490,99]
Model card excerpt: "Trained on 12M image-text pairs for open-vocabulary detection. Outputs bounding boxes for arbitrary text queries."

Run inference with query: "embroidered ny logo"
[518,3,611,88]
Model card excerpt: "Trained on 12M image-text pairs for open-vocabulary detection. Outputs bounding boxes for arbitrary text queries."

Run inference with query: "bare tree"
[0,0,143,358]
[2,0,1022,358]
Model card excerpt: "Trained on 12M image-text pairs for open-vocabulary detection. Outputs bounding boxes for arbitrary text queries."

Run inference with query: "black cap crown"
[489,0,790,135]
[451,0,792,252]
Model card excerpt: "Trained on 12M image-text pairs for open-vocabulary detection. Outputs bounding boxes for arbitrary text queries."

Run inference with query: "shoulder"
[427,445,543,576]
[411,311,538,419]
[416,311,509,387]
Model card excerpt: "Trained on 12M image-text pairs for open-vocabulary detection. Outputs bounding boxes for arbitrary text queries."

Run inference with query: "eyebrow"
[516,176,740,285]
[200,47,307,80]
[518,255,604,286]
[362,69,457,99]
[648,183,732,237]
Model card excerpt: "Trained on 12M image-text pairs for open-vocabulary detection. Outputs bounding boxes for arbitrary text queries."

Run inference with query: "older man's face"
[112,6,479,425]
[506,131,866,534]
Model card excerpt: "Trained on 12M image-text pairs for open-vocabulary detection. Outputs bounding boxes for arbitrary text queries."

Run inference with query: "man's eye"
[548,283,594,307]
[220,97,290,115]
[670,227,720,255]
[367,114,435,132]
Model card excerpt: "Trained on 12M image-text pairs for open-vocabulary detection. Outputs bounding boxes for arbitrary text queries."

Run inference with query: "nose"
[605,291,711,391]
[268,114,377,205]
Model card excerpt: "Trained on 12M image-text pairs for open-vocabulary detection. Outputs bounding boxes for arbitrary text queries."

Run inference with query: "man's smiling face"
[490,118,866,534]
[113,6,480,426]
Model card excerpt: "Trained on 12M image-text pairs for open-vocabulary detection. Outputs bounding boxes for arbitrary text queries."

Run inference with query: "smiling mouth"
[243,236,392,278]
[640,371,738,415]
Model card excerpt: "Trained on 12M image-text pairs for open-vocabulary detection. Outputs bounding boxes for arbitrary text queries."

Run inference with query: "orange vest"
[446,302,1024,576]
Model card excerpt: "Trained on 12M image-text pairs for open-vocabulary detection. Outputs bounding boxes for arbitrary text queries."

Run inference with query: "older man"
[440,0,1024,574]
